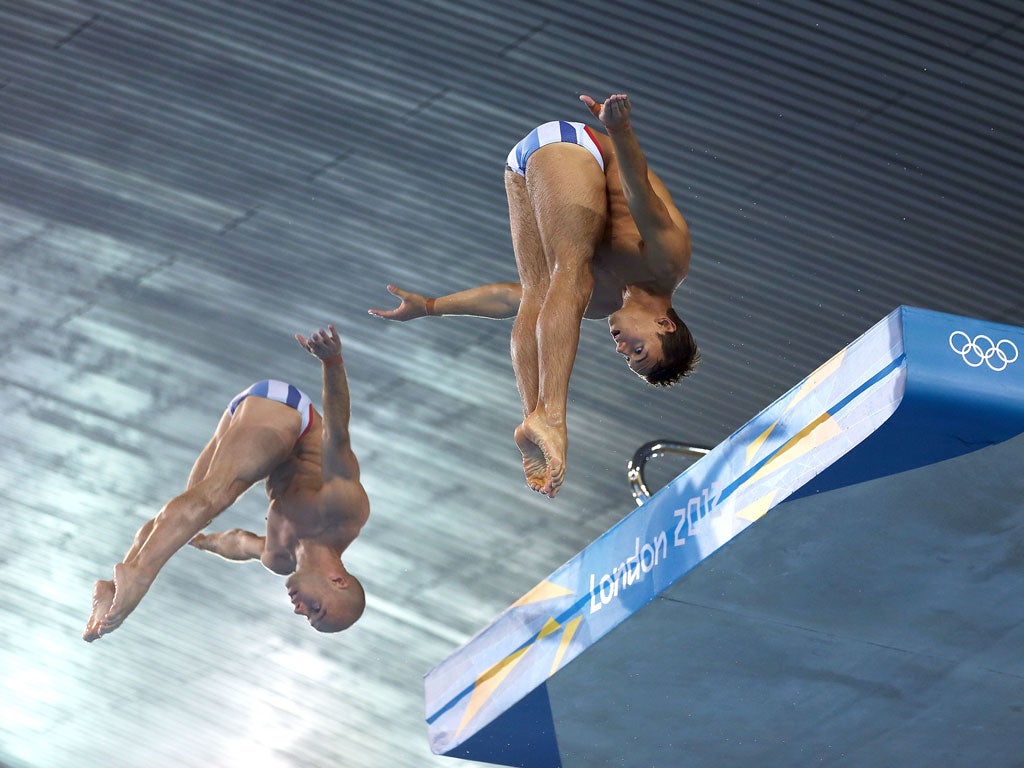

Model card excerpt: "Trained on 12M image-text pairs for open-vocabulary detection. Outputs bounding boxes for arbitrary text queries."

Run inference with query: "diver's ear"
[656,316,677,332]
[331,575,350,588]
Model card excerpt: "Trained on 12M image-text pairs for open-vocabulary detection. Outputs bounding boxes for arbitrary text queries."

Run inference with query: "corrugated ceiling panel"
[2,2,1022,766]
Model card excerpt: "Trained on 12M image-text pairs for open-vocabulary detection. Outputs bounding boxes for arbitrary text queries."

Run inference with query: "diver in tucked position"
[83,325,369,640]
[370,93,699,499]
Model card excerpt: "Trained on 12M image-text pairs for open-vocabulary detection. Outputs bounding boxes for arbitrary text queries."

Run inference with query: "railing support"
[627,440,711,506]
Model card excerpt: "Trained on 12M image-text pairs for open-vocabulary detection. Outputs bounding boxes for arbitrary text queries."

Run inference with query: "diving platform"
[424,306,1024,767]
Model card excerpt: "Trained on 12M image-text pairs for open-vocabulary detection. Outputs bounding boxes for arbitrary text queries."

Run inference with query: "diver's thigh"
[187,410,233,489]
[506,170,548,290]
[525,145,606,265]
[203,397,302,486]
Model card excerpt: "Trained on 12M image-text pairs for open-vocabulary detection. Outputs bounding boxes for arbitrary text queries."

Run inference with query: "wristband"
[324,356,344,367]
[425,297,437,316]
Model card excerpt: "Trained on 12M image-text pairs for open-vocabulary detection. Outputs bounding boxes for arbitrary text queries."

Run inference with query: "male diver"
[370,93,698,498]
[83,325,369,640]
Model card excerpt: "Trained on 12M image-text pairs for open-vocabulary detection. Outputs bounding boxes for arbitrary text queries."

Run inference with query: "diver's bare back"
[584,132,690,319]
[264,427,368,558]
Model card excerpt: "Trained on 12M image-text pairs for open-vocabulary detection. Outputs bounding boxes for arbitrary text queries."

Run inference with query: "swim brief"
[227,379,314,440]
[505,120,605,177]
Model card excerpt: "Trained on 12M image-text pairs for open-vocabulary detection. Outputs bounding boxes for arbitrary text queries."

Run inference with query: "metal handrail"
[627,440,712,506]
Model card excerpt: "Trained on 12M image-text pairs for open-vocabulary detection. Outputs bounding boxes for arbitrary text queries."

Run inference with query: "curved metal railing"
[627,440,712,506]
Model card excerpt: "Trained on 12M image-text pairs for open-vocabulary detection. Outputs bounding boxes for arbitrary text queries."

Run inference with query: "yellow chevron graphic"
[511,580,575,608]
[748,412,840,484]
[537,617,561,639]
[550,616,582,676]
[745,422,777,466]
[453,613,581,738]
[454,616,566,737]
[735,491,778,523]
[784,349,846,413]
[455,646,531,738]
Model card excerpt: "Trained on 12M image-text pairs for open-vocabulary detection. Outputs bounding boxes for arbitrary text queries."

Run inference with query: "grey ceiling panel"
[1,1,1022,767]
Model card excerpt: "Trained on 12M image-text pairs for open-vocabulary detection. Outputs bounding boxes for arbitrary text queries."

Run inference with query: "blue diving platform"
[424,306,1024,767]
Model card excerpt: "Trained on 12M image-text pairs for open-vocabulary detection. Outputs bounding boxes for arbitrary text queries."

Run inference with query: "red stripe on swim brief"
[583,124,605,164]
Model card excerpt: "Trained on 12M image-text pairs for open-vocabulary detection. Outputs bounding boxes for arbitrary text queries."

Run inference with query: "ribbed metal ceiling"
[2,2,1022,767]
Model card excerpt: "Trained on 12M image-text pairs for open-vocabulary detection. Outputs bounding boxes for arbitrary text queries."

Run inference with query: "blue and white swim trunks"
[506,120,605,177]
[228,379,314,440]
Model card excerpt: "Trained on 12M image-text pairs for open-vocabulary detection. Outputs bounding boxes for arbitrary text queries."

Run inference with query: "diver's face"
[609,313,667,375]
[286,572,329,630]
[286,571,354,632]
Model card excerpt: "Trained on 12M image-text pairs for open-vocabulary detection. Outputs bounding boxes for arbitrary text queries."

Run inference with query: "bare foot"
[82,579,115,642]
[515,422,549,494]
[515,412,567,498]
[98,562,153,637]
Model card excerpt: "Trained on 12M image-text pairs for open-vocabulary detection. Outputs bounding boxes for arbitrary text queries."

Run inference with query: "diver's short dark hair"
[642,307,700,387]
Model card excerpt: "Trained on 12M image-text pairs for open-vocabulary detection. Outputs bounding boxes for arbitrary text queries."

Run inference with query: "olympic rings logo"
[948,331,1019,371]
